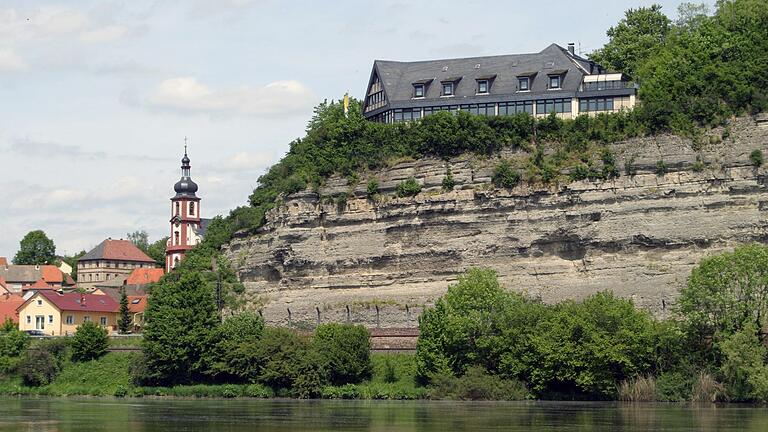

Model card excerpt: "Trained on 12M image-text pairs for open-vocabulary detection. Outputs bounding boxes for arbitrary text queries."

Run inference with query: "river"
[0,398,764,431]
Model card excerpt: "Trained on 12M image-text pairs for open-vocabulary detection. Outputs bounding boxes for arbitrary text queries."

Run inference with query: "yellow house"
[16,290,120,336]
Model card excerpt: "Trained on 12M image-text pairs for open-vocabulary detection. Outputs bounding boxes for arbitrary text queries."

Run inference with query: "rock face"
[224,117,768,328]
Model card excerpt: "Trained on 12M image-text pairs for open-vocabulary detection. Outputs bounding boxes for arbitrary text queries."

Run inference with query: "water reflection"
[0,398,764,431]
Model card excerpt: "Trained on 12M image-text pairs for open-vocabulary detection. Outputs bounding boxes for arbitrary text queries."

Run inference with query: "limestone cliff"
[223,117,768,328]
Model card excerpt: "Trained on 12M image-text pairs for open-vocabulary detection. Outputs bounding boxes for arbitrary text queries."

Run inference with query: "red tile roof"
[126,268,164,285]
[0,276,7,292]
[79,239,156,263]
[40,266,65,283]
[24,278,56,290]
[0,293,24,324]
[127,295,148,313]
[34,290,119,313]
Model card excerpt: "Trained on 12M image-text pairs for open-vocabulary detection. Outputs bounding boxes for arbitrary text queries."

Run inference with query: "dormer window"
[477,80,489,94]
[413,84,424,98]
[549,75,560,89]
[442,82,454,96]
[518,77,530,91]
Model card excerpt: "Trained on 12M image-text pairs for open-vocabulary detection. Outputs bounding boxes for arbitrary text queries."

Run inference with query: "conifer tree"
[118,287,131,334]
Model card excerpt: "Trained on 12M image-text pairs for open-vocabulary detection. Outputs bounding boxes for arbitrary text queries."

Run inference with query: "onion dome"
[173,147,199,198]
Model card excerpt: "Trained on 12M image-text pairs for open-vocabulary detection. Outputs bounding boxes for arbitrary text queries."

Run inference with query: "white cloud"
[141,77,317,117]
[0,6,136,43]
[224,152,274,171]
[0,49,27,71]
[80,24,129,43]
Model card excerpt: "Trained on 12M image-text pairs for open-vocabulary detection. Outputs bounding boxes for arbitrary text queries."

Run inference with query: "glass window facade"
[459,103,495,116]
[393,108,423,122]
[579,97,615,112]
[498,100,533,115]
[536,98,572,114]
[582,80,628,91]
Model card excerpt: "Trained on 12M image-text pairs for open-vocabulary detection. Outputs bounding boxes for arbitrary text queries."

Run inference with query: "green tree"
[206,311,264,380]
[141,271,219,385]
[118,287,131,334]
[589,4,672,79]
[71,321,108,362]
[680,244,768,340]
[127,230,149,252]
[719,321,768,401]
[13,230,56,265]
[675,2,710,30]
[314,323,372,385]
[146,237,168,266]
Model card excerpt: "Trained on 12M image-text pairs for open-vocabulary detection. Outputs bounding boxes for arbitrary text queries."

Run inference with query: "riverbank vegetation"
[416,244,768,403]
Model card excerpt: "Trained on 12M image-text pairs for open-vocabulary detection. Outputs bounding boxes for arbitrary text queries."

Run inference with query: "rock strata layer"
[224,117,768,328]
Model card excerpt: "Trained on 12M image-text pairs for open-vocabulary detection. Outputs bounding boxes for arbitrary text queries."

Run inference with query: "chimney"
[80,293,86,307]
[567,43,575,56]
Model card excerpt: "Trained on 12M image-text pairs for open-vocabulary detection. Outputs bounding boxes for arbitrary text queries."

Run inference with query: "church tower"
[166,147,202,272]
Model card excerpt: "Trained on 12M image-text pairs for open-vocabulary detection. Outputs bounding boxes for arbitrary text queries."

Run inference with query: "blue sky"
[0,0,694,258]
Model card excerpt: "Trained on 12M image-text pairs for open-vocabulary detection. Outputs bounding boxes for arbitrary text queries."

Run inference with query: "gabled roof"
[23,278,56,290]
[365,44,603,113]
[79,239,155,263]
[126,268,164,285]
[0,264,67,285]
[26,290,119,313]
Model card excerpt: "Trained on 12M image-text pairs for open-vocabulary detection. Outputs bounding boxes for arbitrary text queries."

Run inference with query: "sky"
[0,0,695,259]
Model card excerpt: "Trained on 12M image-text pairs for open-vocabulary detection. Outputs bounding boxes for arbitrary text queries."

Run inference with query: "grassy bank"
[0,352,426,400]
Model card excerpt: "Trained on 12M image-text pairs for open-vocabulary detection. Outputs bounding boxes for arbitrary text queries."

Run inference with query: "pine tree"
[118,287,131,334]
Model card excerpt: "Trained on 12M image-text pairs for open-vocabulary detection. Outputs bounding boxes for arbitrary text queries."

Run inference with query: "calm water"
[0,398,765,431]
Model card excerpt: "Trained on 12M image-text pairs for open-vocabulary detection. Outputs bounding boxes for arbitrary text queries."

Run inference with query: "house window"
[413,84,425,98]
[549,75,561,89]
[100,316,107,326]
[477,80,489,94]
[48,315,53,324]
[37,300,42,306]
[442,82,454,96]
[518,77,530,91]
[66,315,74,325]
[83,316,91,322]
[26,316,31,324]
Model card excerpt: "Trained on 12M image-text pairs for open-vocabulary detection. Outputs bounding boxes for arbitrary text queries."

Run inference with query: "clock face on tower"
[171,214,181,226]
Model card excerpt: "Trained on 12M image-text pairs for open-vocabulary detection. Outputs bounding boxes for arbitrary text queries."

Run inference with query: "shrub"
[429,366,529,401]
[18,349,59,386]
[252,327,309,389]
[601,149,620,179]
[395,178,421,197]
[441,167,455,191]
[383,357,398,383]
[292,349,330,398]
[492,160,520,189]
[719,321,768,401]
[750,149,763,167]
[113,385,128,398]
[244,384,274,398]
[314,323,372,385]
[206,311,264,380]
[655,160,668,176]
[624,157,637,176]
[71,321,108,362]
[0,329,30,358]
[655,371,693,401]
[569,163,592,181]
[692,156,705,172]
[221,384,239,398]
[366,178,379,197]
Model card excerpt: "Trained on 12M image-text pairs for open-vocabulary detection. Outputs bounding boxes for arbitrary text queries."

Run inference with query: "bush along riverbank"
[6,246,768,401]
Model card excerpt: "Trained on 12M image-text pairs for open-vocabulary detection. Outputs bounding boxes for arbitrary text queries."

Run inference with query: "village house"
[0,278,24,324]
[16,290,120,336]
[362,43,636,123]
[0,259,75,293]
[76,239,158,290]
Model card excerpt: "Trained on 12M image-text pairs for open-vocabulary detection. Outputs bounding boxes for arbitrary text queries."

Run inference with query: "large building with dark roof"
[76,239,158,290]
[362,43,637,123]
